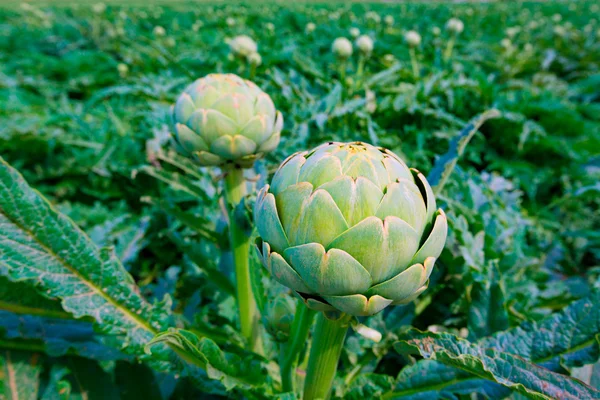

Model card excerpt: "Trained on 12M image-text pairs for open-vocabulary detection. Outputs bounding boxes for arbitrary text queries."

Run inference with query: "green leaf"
[394,330,599,399]
[388,290,600,398]
[427,109,501,195]
[40,365,72,400]
[146,329,268,391]
[0,157,172,365]
[481,289,600,370]
[0,350,41,400]
[387,360,508,399]
[467,271,509,340]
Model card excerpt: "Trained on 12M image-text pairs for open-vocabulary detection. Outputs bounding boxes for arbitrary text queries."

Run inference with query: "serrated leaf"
[388,291,600,399]
[388,360,509,400]
[481,289,600,370]
[427,109,500,195]
[394,330,599,400]
[146,329,268,391]
[0,350,41,400]
[0,157,172,365]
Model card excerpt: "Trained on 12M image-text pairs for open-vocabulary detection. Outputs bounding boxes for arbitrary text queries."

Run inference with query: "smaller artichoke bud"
[405,30,422,47]
[365,11,381,26]
[248,52,262,67]
[501,38,512,49]
[552,13,562,23]
[349,27,360,38]
[382,54,395,66]
[226,17,236,27]
[92,2,106,14]
[356,35,374,56]
[446,18,464,34]
[153,26,166,37]
[332,37,353,59]
[432,26,441,36]
[229,35,258,59]
[305,22,316,35]
[265,22,275,33]
[192,20,204,32]
[117,63,128,78]
[264,294,296,342]
[384,15,394,27]
[506,27,521,39]
[172,74,282,167]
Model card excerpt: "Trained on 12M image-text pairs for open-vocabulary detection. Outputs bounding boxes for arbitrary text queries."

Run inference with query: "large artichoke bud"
[254,142,447,317]
[172,73,282,168]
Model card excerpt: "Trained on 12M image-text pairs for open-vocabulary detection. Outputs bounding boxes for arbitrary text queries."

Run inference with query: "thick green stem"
[224,168,260,352]
[303,313,351,400]
[280,302,316,393]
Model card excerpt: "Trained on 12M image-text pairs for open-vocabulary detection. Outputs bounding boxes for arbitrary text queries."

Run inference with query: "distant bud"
[153,26,166,37]
[382,53,395,66]
[356,35,374,56]
[365,11,381,26]
[92,2,106,14]
[446,18,464,34]
[117,63,128,77]
[552,13,562,23]
[332,37,353,59]
[384,15,394,27]
[305,22,316,34]
[229,35,258,58]
[248,52,262,66]
[405,30,422,47]
[226,17,236,27]
[349,27,360,38]
[432,26,441,36]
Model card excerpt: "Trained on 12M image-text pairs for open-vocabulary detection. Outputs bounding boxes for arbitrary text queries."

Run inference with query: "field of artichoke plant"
[1,1,599,399]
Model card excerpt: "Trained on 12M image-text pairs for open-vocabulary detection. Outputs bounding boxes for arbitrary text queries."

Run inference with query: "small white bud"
[332,37,353,59]
[405,30,422,47]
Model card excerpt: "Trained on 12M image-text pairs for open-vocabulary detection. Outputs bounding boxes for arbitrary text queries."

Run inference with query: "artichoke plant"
[172,73,282,167]
[255,142,447,317]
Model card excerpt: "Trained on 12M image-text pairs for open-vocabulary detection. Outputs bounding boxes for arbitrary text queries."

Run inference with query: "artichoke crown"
[173,73,282,167]
[254,142,448,316]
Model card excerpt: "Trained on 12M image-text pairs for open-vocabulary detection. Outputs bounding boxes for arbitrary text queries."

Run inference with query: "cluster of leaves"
[0,1,598,399]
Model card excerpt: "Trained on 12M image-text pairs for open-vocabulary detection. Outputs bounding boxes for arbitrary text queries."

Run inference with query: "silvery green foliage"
[254,142,447,317]
[172,74,282,167]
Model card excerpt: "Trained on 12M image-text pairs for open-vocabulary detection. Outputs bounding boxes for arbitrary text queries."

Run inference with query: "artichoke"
[172,73,282,167]
[331,37,353,59]
[264,294,296,342]
[405,30,422,47]
[254,142,447,317]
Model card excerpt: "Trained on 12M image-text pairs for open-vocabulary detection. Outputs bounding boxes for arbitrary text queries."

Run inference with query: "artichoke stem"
[281,302,316,393]
[224,168,261,353]
[303,313,351,400]
[409,47,420,78]
[443,37,455,62]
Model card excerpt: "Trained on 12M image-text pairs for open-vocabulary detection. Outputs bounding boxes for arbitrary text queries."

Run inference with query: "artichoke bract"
[172,73,282,168]
[254,142,447,317]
